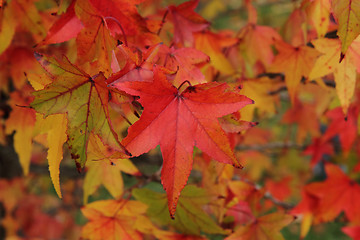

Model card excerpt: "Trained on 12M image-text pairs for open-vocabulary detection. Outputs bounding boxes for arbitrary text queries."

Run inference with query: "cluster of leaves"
[2,0,360,239]
[0,177,82,239]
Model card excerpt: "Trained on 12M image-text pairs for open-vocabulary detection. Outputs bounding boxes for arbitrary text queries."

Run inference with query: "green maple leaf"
[31,53,129,169]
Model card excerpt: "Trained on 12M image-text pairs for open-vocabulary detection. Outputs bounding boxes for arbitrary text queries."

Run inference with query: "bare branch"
[236,142,304,151]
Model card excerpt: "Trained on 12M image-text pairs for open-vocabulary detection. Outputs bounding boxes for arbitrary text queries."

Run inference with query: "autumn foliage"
[1,0,360,239]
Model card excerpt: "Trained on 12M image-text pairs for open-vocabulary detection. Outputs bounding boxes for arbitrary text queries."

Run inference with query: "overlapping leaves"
[30,53,129,169]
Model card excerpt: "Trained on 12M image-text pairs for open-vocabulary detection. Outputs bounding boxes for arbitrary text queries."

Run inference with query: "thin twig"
[264,191,294,210]
[236,142,304,151]
[104,16,128,46]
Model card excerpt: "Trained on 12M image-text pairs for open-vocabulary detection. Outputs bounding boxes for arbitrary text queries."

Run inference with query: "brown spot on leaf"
[185,86,197,93]
[340,52,345,63]
[71,153,80,160]
[75,162,82,173]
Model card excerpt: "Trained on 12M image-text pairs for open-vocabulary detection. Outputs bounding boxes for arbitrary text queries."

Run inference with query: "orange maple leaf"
[168,0,210,46]
[194,30,238,75]
[75,0,117,76]
[81,199,147,240]
[5,89,36,176]
[238,1,281,69]
[111,67,253,217]
[269,40,320,104]
[305,163,360,223]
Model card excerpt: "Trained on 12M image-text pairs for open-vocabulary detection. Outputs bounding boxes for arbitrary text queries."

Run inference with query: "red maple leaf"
[343,226,360,240]
[323,105,359,154]
[303,137,334,167]
[37,1,83,46]
[111,67,253,217]
[305,163,360,223]
[168,0,210,46]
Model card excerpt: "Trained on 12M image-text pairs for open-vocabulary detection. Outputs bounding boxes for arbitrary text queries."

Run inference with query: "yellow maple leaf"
[33,113,68,198]
[309,37,360,114]
[83,134,140,203]
[332,0,360,58]
[5,90,36,176]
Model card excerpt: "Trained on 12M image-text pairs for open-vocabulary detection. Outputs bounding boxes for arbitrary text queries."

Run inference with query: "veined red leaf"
[37,0,83,46]
[75,0,117,76]
[305,163,360,223]
[159,45,209,86]
[169,0,210,46]
[112,67,253,217]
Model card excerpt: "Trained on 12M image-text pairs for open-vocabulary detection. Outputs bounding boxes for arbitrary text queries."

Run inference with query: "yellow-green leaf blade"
[332,0,360,57]
[31,53,128,168]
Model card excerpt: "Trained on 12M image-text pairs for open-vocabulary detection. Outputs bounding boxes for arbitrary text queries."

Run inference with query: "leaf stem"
[157,9,169,35]
[177,80,192,90]
[103,16,128,46]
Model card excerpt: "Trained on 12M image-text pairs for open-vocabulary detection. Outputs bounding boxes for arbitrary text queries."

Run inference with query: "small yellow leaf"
[302,0,331,38]
[0,2,16,55]
[47,114,67,198]
[5,91,36,176]
[194,31,237,75]
[34,113,68,198]
[83,134,140,203]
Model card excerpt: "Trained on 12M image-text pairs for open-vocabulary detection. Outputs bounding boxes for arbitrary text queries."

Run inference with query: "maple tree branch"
[236,142,304,151]
[259,72,336,95]
[264,192,294,210]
